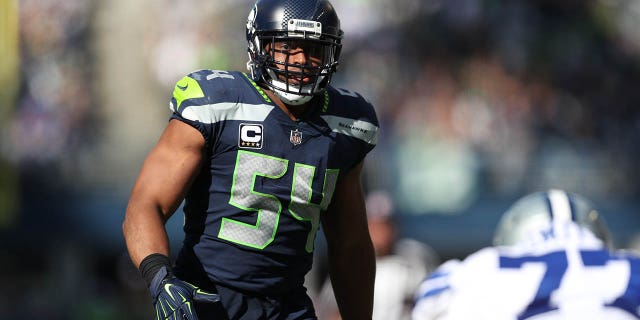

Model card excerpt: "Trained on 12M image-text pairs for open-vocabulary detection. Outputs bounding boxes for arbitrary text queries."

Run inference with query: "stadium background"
[1,0,640,318]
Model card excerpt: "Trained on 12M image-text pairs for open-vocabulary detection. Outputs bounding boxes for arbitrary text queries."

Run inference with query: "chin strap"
[273,89,313,105]
[264,69,324,105]
[267,78,314,105]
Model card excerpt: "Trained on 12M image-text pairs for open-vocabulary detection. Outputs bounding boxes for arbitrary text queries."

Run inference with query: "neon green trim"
[196,288,216,297]
[243,73,272,103]
[322,90,329,112]
[164,283,177,301]
[173,76,205,110]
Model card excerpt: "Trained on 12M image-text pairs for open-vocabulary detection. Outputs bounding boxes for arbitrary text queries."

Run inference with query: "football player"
[122,0,378,319]
[412,189,640,320]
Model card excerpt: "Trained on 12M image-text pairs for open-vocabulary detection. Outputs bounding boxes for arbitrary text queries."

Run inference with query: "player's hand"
[149,266,220,320]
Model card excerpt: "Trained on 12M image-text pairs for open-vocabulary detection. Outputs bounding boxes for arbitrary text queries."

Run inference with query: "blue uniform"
[169,69,378,297]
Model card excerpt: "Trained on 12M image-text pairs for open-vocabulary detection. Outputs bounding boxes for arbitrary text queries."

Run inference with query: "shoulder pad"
[322,86,379,145]
[171,73,206,112]
[169,70,249,113]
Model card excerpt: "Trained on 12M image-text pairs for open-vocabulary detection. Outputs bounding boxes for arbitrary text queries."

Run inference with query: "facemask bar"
[262,36,336,96]
[248,24,341,96]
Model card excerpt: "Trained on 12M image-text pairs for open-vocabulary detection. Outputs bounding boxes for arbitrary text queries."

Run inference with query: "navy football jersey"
[169,69,378,295]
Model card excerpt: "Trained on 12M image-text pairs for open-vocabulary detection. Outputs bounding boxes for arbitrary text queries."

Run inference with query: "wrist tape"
[139,253,172,288]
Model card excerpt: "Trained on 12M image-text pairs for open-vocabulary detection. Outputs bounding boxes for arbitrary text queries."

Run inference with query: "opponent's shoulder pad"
[612,249,640,261]
[415,259,461,302]
[169,69,248,114]
[462,247,500,267]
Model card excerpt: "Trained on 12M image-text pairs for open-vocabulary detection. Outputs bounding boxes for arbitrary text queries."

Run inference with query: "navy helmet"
[246,0,343,105]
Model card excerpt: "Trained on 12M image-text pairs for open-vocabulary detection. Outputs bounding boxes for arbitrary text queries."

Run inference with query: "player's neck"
[266,90,314,121]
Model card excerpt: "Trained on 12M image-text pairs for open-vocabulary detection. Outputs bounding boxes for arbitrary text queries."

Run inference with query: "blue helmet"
[493,189,613,249]
[246,0,343,105]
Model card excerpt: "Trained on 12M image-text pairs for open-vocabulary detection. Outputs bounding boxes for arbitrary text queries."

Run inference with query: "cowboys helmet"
[246,0,343,105]
[493,189,613,249]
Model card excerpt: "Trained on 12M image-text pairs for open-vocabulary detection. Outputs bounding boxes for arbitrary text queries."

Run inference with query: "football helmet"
[493,189,613,249]
[246,0,343,105]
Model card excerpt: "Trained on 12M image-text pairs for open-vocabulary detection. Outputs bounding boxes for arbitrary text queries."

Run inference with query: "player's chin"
[286,75,314,86]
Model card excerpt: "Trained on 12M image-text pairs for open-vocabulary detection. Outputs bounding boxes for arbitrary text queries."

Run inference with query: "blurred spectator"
[0,0,19,228]
[9,0,95,166]
[314,191,440,320]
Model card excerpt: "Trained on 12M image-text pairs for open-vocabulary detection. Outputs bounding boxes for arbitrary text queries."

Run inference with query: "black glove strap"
[139,253,172,288]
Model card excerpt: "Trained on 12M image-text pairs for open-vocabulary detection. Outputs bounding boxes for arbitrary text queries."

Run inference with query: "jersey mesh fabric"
[169,69,378,295]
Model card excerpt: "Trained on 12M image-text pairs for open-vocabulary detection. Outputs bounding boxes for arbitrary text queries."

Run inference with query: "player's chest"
[213,115,353,166]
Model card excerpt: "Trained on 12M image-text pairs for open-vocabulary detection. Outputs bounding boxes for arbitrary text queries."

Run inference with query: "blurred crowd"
[2,0,640,319]
[347,0,640,213]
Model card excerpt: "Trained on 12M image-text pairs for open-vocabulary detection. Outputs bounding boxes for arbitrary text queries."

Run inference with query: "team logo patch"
[239,123,263,149]
[290,129,302,146]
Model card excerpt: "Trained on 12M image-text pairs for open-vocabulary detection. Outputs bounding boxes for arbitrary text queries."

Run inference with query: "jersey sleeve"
[324,87,379,166]
[167,69,240,149]
[349,94,379,165]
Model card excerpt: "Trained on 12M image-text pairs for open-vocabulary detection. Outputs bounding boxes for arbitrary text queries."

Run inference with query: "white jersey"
[374,254,428,320]
[413,224,640,320]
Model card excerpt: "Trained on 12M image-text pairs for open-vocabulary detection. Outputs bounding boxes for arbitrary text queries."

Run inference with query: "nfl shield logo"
[290,129,302,146]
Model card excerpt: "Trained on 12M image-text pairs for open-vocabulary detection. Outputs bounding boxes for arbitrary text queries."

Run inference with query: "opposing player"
[122,0,378,319]
[412,189,640,320]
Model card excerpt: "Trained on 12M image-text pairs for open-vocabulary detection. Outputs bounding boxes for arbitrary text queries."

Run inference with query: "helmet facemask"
[246,2,343,105]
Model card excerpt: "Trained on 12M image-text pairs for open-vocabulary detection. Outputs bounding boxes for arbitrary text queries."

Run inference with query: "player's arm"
[122,118,205,268]
[321,160,376,320]
[123,119,220,320]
